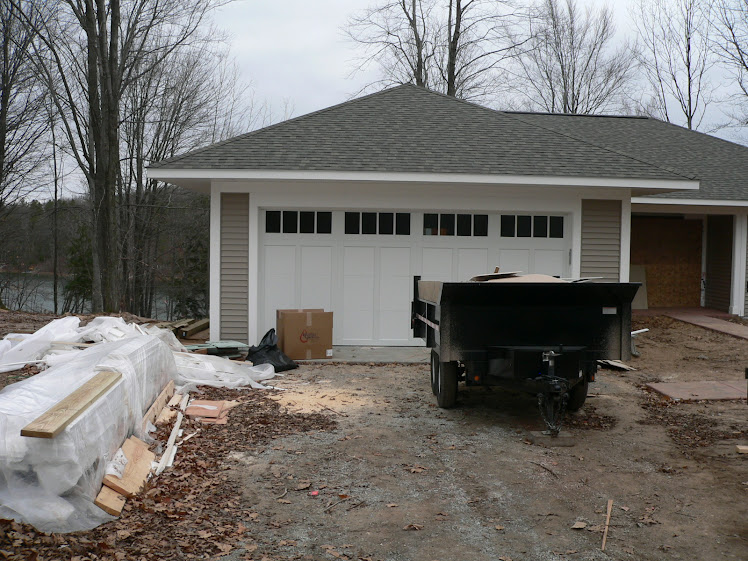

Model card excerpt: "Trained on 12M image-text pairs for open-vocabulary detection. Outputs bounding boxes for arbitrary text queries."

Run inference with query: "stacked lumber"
[179,318,210,339]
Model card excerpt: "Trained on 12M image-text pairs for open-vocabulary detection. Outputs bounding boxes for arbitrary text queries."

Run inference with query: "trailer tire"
[567,376,589,412]
[436,360,458,408]
[430,350,439,395]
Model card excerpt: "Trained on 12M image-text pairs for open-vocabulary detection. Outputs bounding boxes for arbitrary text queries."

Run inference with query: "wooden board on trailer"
[21,371,122,438]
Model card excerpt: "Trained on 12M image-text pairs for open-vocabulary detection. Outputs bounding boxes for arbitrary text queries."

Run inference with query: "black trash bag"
[246,328,298,372]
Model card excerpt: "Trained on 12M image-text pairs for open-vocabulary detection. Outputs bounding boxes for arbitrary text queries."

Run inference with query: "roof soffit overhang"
[147,168,699,195]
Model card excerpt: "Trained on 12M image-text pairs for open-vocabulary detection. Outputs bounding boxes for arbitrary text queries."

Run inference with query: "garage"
[148,84,715,344]
[260,209,571,345]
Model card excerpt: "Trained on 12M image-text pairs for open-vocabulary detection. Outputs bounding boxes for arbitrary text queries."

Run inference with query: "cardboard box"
[276,309,333,360]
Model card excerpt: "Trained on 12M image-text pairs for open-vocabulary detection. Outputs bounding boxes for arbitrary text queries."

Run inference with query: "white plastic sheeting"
[0,336,174,532]
[0,317,277,532]
[174,353,277,392]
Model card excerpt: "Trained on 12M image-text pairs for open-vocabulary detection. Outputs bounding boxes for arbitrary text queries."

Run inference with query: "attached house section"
[220,193,249,340]
[580,199,621,280]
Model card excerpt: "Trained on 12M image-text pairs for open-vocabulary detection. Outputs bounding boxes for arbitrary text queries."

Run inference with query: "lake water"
[0,273,172,319]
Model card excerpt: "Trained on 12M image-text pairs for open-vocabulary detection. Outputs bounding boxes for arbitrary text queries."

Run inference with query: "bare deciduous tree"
[632,0,715,129]
[347,0,530,101]
[713,0,748,123]
[0,1,48,210]
[510,0,636,114]
[25,0,225,312]
[119,44,252,317]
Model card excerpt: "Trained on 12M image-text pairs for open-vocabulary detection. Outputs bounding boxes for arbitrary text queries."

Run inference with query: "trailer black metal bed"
[412,276,640,434]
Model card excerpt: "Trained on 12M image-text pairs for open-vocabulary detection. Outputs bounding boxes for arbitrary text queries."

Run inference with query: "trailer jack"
[536,350,569,436]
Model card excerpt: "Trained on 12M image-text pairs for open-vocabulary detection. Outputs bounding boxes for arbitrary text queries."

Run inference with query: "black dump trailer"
[412,276,640,434]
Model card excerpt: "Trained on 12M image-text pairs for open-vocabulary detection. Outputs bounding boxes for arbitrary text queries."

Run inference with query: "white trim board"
[149,168,698,193]
[633,197,748,207]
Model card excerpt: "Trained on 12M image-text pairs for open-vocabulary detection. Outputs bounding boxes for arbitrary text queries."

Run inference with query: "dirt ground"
[1,313,747,560]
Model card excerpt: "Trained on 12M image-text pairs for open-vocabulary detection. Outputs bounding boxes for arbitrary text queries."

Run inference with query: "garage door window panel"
[396,213,411,235]
[266,211,281,233]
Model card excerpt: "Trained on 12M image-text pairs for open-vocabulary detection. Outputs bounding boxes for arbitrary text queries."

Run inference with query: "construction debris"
[0,316,278,533]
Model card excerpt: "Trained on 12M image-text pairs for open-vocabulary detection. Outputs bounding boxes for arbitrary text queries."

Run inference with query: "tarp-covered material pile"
[0,317,276,533]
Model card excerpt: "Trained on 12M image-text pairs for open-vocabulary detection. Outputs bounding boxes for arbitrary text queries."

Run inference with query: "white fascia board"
[632,197,748,206]
[148,168,698,191]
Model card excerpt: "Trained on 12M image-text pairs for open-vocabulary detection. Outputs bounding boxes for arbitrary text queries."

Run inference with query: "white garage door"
[259,210,571,345]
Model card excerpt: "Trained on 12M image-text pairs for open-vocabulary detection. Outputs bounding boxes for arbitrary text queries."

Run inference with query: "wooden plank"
[156,394,189,476]
[94,485,126,516]
[141,380,175,432]
[155,393,182,425]
[102,436,155,498]
[601,499,613,551]
[736,445,748,454]
[180,318,210,338]
[21,371,122,438]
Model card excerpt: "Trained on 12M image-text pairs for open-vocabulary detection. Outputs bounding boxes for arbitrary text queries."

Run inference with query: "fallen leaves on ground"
[0,387,335,560]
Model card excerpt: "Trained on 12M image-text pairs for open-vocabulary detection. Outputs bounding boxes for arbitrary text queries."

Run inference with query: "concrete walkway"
[300,346,430,364]
[661,309,748,340]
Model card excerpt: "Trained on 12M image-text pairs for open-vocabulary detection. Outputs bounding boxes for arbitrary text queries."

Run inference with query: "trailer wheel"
[436,360,458,408]
[430,350,439,395]
[567,376,589,412]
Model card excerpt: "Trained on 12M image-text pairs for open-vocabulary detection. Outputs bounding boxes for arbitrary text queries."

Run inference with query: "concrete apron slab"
[647,380,747,401]
[298,346,430,364]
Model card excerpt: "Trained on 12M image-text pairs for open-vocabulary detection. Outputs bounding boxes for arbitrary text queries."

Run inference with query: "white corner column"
[209,184,221,340]
[730,213,747,316]
[619,195,632,282]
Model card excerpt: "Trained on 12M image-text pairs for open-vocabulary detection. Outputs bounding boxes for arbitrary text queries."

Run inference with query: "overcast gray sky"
[213,0,638,118]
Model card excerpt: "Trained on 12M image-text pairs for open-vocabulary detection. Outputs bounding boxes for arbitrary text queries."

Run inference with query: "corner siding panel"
[581,199,621,280]
[220,193,249,342]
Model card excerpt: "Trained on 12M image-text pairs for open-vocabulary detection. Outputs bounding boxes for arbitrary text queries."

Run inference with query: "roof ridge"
[502,112,698,181]
[150,84,419,169]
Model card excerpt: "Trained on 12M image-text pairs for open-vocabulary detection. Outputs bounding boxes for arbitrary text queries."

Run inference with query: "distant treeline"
[0,190,209,319]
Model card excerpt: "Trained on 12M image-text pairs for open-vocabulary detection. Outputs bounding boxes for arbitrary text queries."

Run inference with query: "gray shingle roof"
[510,112,748,201]
[151,85,689,182]
[153,84,748,201]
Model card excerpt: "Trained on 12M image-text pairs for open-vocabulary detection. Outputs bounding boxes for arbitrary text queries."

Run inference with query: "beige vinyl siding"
[705,215,733,313]
[580,199,621,280]
[220,193,249,342]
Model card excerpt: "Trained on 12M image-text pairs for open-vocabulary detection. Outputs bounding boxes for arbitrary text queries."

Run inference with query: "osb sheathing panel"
[631,217,702,307]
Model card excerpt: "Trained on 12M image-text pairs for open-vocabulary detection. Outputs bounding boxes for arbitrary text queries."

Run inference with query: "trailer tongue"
[412,274,640,436]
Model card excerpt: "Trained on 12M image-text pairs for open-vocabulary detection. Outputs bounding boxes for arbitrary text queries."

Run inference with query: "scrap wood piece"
[601,499,614,551]
[737,445,748,454]
[156,394,189,476]
[102,436,156,498]
[21,371,122,438]
[597,360,636,371]
[141,380,175,432]
[155,393,182,425]
[185,399,224,418]
[94,485,126,517]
